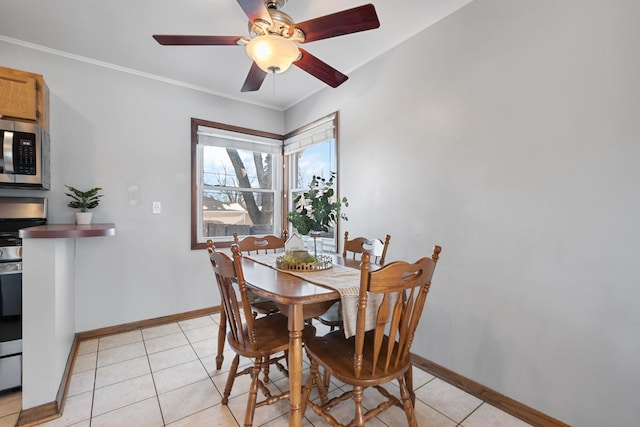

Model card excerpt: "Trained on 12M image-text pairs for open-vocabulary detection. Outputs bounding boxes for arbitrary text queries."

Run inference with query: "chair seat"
[304,330,411,386]
[228,313,316,357]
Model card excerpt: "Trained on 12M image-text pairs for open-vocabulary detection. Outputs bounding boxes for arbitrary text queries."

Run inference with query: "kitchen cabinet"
[0,66,49,132]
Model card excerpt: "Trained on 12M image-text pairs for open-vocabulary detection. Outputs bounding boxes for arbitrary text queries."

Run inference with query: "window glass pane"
[291,140,336,190]
[203,146,273,190]
[202,146,276,240]
[202,189,274,238]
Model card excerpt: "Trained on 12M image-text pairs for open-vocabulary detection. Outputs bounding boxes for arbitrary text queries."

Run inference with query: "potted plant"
[287,172,348,256]
[65,185,103,224]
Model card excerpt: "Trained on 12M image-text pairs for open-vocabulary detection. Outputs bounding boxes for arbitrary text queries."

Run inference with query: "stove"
[0,197,47,392]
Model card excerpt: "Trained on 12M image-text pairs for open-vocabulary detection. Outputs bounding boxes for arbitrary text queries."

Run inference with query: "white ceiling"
[0,0,473,111]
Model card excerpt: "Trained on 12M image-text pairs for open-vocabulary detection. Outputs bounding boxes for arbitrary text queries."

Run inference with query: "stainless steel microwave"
[0,119,50,189]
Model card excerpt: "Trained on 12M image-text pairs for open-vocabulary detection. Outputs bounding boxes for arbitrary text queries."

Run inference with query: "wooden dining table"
[236,254,362,427]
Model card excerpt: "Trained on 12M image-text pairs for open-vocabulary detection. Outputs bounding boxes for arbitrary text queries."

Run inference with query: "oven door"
[0,263,22,345]
[0,263,22,391]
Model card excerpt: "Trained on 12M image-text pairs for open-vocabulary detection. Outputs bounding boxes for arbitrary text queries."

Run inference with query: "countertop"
[19,223,116,238]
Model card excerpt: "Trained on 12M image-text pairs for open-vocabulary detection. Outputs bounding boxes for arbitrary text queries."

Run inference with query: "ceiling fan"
[153,0,380,92]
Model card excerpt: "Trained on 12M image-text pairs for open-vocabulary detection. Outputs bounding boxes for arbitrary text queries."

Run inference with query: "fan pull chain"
[272,71,276,96]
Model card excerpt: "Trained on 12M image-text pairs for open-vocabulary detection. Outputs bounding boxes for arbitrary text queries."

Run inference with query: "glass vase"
[307,231,323,258]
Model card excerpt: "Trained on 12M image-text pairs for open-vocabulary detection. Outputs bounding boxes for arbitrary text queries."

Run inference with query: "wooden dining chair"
[342,231,391,265]
[233,231,288,255]
[315,231,391,331]
[233,231,288,317]
[208,236,285,377]
[208,244,316,427]
[302,246,442,427]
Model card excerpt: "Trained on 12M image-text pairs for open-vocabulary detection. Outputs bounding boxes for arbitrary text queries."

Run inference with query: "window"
[191,113,339,250]
[284,112,340,252]
[191,119,283,249]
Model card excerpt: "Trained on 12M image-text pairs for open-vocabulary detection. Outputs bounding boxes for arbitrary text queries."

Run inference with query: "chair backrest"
[207,242,257,351]
[354,246,441,378]
[342,231,391,266]
[233,230,288,255]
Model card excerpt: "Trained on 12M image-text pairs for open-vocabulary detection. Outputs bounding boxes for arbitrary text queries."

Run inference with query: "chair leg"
[244,359,263,427]
[398,376,418,427]
[262,357,270,383]
[216,311,226,370]
[322,365,333,390]
[301,359,316,417]
[405,365,415,406]
[222,354,240,405]
[352,385,365,427]
[310,358,329,404]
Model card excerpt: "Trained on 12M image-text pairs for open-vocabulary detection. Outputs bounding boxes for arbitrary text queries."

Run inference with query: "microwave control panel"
[14,134,37,175]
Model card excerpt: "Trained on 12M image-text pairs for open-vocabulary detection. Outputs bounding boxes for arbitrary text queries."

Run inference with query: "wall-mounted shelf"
[19,223,115,239]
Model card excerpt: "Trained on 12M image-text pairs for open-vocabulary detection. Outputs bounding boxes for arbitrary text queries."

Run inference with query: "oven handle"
[0,262,21,275]
[2,131,15,173]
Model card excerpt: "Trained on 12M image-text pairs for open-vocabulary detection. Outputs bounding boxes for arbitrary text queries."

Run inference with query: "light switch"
[152,202,161,214]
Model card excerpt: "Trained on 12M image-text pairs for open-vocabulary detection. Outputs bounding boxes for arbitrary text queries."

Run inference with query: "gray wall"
[2,0,639,425]
[286,1,640,426]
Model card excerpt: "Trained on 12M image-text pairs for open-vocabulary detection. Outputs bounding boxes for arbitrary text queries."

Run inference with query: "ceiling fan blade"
[293,4,380,43]
[241,62,268,92]
[153,35,244,45]
[293,48,348,88]
[236,0,272,26]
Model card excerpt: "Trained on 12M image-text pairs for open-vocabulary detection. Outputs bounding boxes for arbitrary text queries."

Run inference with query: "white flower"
[295,196,311,212]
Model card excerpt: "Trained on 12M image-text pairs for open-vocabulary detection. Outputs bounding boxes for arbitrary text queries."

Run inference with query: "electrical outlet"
[152,202,161,214]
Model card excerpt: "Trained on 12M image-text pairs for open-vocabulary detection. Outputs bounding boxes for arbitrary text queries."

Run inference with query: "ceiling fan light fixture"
[246,35,300,74]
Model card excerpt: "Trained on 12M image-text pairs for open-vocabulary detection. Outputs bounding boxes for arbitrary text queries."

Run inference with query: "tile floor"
[0,314,533,426]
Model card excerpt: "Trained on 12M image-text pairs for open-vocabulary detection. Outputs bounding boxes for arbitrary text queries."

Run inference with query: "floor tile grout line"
[86,340,99,427]
[410,376,464,425]
[456,401,484,426]
[96,330,144,354]
[141,337,167,427]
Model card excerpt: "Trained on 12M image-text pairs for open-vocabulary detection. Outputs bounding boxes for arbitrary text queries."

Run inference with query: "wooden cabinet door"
[0,67,38,121]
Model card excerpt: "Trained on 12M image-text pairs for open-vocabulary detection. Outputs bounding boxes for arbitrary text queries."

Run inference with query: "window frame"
[191,113,340,250]
[283,112,341,251]
[191,118,284,249]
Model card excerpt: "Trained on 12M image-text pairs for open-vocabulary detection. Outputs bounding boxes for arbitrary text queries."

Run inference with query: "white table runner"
[244,253,382,338]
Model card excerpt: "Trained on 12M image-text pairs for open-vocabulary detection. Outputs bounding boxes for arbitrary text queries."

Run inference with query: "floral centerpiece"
[280,172,347,269]
[287,172,348,236]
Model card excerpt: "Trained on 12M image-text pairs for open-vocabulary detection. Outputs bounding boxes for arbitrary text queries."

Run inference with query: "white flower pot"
[75,212,93,225]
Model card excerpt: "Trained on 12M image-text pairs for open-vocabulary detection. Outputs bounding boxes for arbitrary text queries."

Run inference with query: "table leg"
[288,303,304,427]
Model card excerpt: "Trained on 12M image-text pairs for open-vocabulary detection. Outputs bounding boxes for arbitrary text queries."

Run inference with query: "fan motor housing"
[248,1,304,43]
[266,0,287,9]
